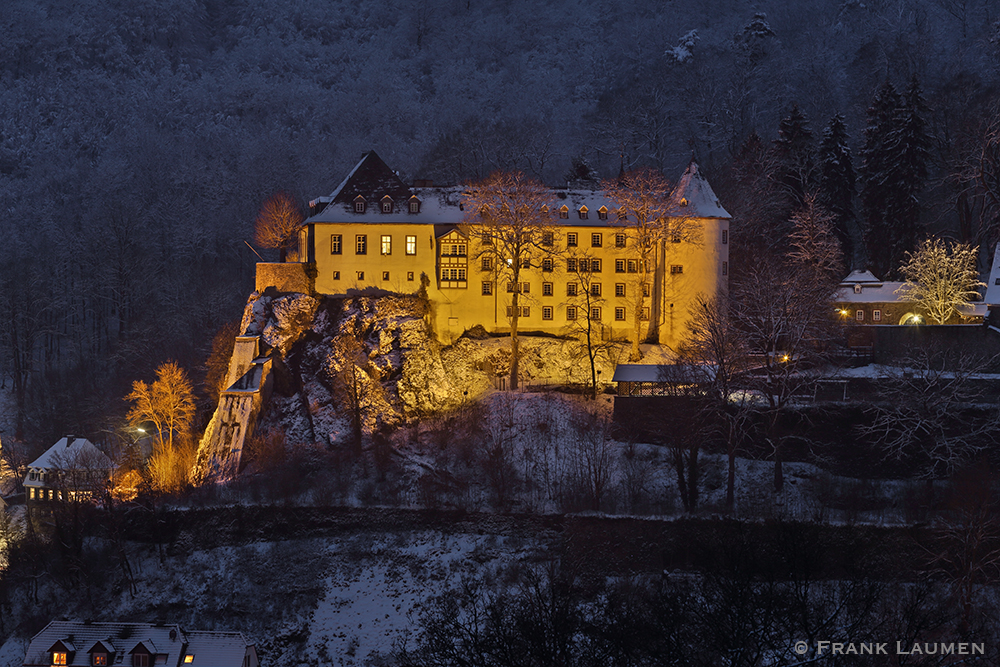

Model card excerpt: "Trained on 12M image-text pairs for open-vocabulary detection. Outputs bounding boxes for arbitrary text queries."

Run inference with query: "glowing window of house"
[408,198,420,213]
[566,306,578,320]
[482,282,493,296]
[567,283,578,296]
[591,283,601,297]
[856,310,864,321]
[598,206,608,220]
[559,205,569,219]
[566,233,578,247]
[542,231,554,246]
[542,258,553,272]
[873,310,882,322]
[29,488,35,500]
[590,307,601,321]
[591,233,602,247]
[615,259,625,273]
[590,259,602,273]
[642,283,650,297]
[381,235,392,255]
[184,657,194,664]
[407,272,414,281]
[567,258,578,272]
[640,307,650,321]
[615,233,626,248]
[543,282,553,296]
[578,206,588,219]
[542,306,553,320]
[356,271,365,281]
[406,235,417,255]
[615,307,626,321]
[354,197,366,213]
[381,197,393,213]
[722,229,728,244]
[356,235,367,254]
[53,653,67,666]
[670,265,683,274]
[382,271,390,281]
[482,257,493,271]
[331,235,342,254]
[615,283,626,297]
[93,653,108,666]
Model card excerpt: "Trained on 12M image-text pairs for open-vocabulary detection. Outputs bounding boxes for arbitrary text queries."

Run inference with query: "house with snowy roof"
[22,621,257,667]
[24,436,114,508]
[834,269,984,326]
[258,151,730,349]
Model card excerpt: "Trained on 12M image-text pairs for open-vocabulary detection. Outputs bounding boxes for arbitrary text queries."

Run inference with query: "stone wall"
[255,262,312,293]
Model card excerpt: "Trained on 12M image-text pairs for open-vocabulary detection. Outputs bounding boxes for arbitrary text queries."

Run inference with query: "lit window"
[590,307,601,321]
[856,310,864,321]
[567,258,578,273]
[542,258,553,272]
[567,233,578,247]
[542,306,553,320]
[93,653,108,666]
[482,257,493,271]
[184,657,194,664]
[615,307,626,321]
[591,233,602,247]
[670,265,683,274]
[53,653,67,666]
[598,207,608,220]
[482,282,493,295]
[615,283,626,297]
[382,271,389,281]
[567,283,578,297]
[591,283,601,297]
[566,306,578,320]
[407,272,414,281]
[579,206,588,219]
[333,271,340,280]
[356,235,367,254]
[406,235,416,255]
[615,234,626,248]
[873,310,881,322]
[381,235,392,255]
[356,271,365,281]
[559,206,569,219]
[331,235,342,254]
[542,232,554,246]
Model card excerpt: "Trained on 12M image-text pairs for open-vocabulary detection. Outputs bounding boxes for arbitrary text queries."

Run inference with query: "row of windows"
[855,309,882,322]
[503,305,650,321]
[353,195,422,214]
[486,282,651,298]
[53,649,194,666]
[332,270,416,282]
[331,234,419,256]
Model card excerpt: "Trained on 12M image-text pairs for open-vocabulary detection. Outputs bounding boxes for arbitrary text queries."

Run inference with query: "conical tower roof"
[672,161,731,219]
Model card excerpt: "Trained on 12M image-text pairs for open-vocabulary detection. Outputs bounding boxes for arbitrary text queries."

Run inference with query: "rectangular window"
[590,307,601,321]
[482,282,493,295]
[615,259,625,273]
[543,282,553,296]
[409,200,420,213]
[407,271,414,281]
[615,233,626,248]
[482,257,493,271]
[567,258,578,273]
[722,229,728,244]
[640,306,650,321]
[355,201,366,213]
[591,233,602,247]
[53,654,67,666]
[356,271,365,281]
[507,282,515,293]
[333,271,340,280]
[406,235,417,255]
[382,200,393,213]
[459,268,467,280]
[184,657,194,665]
[521,257,530,268]
[521,282,529,293]
[670,265,683,274]
[873,309,881,322]
[382,271,390,281]
[566,306,577,320]
[331,235,342,254]
[567,283,578,297]
[506,306,530,317]
[671,231,682,243]
[615,307,626,321]
[627,259,638,273]
[642,283,650,297]
[356,235,367,255]
[591,283,601,297]
[722,261,728,276]
[542,306,553,320]
[856,310,864,321]
[615,283,626,297]
[482,231,493,245]
[93,654,107,666]
[381,235,392,255]
[542,232,554,246]
[590,259,601,273]
[134,655,149,667]
[578,258,588,272]
[542,258,553,272]
[567,233,578,247]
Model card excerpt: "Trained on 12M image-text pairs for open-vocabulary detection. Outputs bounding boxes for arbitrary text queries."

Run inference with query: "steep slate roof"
[26,437,112,471]
[23,622,255,667]
[671,161,731,219]
[327,151,411,205]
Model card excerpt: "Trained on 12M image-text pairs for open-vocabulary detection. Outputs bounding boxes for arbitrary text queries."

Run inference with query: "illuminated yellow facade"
[295,152,731,349]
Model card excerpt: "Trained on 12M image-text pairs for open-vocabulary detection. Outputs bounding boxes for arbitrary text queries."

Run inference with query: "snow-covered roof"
[984,243,1000,306]
[671,161,731,219]
[834,282,908,304]
[26,436,112,471]
[23,622,255,667]
[840,269,881,284]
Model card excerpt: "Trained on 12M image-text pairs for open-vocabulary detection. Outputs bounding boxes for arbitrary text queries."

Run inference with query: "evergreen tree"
[773,105,816,213]
[861,78,931,279]
[817,113,856,268]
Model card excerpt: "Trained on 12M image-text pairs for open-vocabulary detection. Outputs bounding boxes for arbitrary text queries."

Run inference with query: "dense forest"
[1,0,999,443]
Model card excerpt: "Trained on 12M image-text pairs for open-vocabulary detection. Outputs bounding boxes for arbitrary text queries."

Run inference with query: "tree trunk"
[510,270,520,390]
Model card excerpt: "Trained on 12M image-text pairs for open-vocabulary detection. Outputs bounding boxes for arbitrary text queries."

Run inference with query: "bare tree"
[126,361,196,453]
[564,252,624,399]
[462,172,554,391]
[254,191,304,262]
[571,411,616,512]
[897,238,984,325]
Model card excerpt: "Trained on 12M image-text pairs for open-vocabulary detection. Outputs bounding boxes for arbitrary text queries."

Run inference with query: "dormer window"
[541,205,549,215]
[617,207,627,220]
[133,654,149,667]
[381,196,393,213]
[854,284,862,294]
[598,206,608,220]
[93,654,107,666]
[559,205,569,219]
[53,653,67,666]
[679,197,689,207]
[354,196,366,213]
[578,206,588,220]
[408,197,421,213]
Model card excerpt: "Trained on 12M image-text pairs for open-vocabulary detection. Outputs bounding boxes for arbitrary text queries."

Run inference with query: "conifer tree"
[817,113,856,268]
[773,104,816,213]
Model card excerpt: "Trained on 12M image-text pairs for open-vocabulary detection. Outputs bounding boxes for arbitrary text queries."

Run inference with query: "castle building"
[261,151,730,349]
